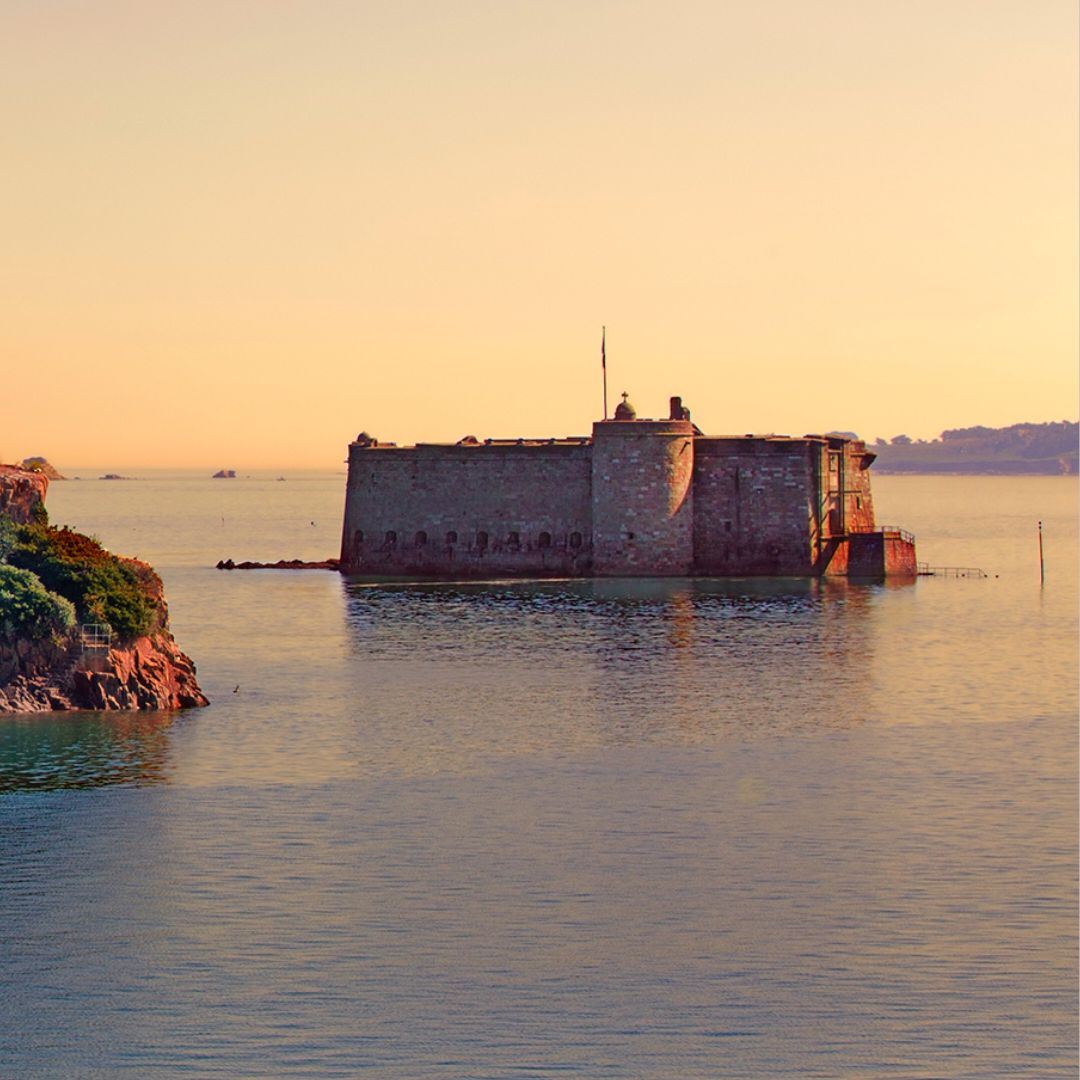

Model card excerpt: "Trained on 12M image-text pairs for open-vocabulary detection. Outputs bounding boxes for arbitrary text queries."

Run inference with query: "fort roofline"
[348,430,873,451]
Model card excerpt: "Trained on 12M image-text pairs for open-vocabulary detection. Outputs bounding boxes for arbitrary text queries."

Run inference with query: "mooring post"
[1038,520,1045,586]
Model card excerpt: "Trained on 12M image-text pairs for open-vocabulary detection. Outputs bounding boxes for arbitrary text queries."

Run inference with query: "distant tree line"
[868,421,1078,474]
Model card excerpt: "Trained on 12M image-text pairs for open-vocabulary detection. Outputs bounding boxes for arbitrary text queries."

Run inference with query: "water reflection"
[0,577,916,793]
[342,576,896,661]
[342,576,908,758]
[0,710,177,792]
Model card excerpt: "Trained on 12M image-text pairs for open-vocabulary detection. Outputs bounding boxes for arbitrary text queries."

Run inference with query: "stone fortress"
[340,394,917,579]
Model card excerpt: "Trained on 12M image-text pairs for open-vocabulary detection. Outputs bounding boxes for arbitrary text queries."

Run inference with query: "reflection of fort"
[0,711,176,792]
[341,394,917,580]
[584,578,886,739]
[342,575,906,762]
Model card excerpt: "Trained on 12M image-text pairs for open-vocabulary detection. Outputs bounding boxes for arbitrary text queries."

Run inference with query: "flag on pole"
[601,326,608,419]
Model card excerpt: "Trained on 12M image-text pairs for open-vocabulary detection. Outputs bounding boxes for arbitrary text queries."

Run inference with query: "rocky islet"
[0,466,208,713]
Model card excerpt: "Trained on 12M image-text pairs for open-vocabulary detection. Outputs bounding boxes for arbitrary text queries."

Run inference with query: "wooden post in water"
[1038,520,1045,586]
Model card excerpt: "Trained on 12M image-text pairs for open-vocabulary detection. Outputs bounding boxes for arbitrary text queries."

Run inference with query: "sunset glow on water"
[2,3,1076,1072]
[1,474,1074,1077]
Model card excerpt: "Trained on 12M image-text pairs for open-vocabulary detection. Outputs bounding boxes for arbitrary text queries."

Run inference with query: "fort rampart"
[340,396,915,579]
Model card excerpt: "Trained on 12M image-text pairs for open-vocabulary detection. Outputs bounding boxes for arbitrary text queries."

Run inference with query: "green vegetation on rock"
[7,524,160,642]
[0,564,76,642]
[0,517,15,563]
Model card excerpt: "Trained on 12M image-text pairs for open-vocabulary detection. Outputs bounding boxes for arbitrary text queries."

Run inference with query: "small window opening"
[476,530,489,550]
[446,530,458,545]
[415,530,428,547]
[538,531,552,549]
[385,530,397,546]
[569,531,582,549]
[724,521,732,533]
[508,531,520,547]
[354,529,365,545]
[625,531,636,541]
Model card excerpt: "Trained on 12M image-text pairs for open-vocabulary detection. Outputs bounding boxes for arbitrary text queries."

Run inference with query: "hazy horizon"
[5,1,1076,468]
[9,411,1079,474]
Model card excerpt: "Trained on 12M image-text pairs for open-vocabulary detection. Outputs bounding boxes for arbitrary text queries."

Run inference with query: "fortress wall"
[341,443,592,577]
[339,425,906,580]
[882,534,918,575]
[691,439,817,575]
[591,420,695,576]
[842,440,877,533]
[818,439,880,575]
[845,532,918,577]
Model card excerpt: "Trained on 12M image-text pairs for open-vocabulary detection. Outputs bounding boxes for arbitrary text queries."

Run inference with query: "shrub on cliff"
[0,565,76,642]
[8,525,158,642]
[0,517,15,563]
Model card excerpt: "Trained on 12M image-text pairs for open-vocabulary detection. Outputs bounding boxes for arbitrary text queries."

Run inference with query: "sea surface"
[1,472,1076,1079]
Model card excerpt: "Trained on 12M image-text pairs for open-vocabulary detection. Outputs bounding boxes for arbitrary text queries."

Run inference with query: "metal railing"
[875,525,916,544]
[848,525,917,544]
[916,564,988,579]
[80,623,112,650]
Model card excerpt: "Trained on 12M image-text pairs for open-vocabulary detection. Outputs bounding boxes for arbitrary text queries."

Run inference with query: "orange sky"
[4,1,1077,468]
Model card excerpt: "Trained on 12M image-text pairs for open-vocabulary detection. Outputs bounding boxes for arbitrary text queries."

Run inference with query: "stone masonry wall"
[340,442,593,577]
[692,439,818,575]
[339,428,910,580]
[591,420,695,576]
[841,439,876,534]
[819,439,880,576]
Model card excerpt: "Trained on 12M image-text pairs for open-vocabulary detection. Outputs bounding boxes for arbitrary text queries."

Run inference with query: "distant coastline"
[868,421,1077,476]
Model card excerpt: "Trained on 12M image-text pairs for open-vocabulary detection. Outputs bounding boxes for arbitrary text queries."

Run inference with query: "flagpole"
[602,326,608,419]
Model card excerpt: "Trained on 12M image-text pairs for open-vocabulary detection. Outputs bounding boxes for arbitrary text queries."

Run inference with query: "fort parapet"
[340,396,916,579]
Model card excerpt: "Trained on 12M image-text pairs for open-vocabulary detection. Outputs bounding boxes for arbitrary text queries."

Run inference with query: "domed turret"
[614,392,636,421]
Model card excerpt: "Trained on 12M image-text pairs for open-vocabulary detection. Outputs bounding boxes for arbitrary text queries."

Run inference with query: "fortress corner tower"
[590,395,695,576]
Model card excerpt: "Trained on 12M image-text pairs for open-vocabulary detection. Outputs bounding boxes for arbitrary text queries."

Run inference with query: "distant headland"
[17,456,65,480]
[868,421,1077,475]
[0,464,208,713]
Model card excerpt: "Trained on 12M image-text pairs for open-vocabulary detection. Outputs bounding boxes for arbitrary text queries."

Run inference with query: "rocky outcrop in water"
[0,465,49,524]
[0,466,209,713]
[19,457,65,480]
[216,557,340,570]
[0,630,209,713]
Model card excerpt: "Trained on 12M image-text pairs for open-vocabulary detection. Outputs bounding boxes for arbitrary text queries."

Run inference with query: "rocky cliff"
[0,629,208,713]
[0,465,49,524]
[0,466,209,713]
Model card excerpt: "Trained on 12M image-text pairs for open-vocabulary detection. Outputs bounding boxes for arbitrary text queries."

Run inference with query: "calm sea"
[1,473,1076,1078]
